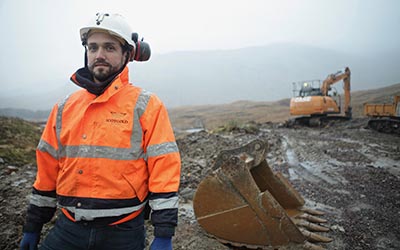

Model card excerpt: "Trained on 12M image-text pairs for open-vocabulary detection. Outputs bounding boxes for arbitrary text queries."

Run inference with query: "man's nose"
[95,47,106,59]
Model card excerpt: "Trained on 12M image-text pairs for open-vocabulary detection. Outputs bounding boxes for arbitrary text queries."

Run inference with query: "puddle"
[282,135,349,185]
[299,162,340,185]
[288,168,299,180]
[370,158,400,177]
[281,135,299,167]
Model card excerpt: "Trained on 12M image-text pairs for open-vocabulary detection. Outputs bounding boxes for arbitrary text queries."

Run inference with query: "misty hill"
[0,108,51,122]
[136,43,400,108]
[169,83,400,130]
[3,82,399,131]
[0,43,399,111]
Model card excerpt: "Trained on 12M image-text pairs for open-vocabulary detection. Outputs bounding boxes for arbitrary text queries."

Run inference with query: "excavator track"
[193,139,332,250]
[287,115,350,127]
[367,117,400,135]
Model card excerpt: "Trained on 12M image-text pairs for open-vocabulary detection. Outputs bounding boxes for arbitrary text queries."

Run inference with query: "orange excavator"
[193,139,332,250]
[289,67,351,126]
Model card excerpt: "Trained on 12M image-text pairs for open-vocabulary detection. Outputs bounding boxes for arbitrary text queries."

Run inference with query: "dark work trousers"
[39,212,146,250]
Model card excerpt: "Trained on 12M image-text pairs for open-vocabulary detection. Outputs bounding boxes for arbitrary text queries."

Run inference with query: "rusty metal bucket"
[193,139,332,250]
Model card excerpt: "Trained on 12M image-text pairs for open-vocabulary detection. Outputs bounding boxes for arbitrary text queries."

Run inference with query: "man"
[20,13,181,250]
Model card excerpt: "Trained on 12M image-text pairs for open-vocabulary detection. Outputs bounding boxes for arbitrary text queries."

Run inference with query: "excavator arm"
[320,67,351,117]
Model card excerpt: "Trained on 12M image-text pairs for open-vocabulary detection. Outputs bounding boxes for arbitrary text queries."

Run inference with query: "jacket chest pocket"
[88,118,134,147]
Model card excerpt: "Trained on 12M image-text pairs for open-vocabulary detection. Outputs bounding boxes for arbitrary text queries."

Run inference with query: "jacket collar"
[70,66,130,96]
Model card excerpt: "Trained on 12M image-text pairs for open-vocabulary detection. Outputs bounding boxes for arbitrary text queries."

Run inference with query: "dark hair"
[121,42,133,53]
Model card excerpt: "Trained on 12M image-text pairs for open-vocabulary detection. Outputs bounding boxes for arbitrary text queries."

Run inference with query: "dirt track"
[1,118,399,250]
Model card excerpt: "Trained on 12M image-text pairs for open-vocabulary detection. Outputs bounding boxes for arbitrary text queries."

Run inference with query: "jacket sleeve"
[140,94,181,237]
[23,104,60,233]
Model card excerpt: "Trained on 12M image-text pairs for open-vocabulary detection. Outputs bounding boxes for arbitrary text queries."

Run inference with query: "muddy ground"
[1,118,399,250]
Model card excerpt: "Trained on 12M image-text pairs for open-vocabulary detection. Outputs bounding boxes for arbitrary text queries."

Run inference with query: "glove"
[20,232,40,250]
[150,237,172,250]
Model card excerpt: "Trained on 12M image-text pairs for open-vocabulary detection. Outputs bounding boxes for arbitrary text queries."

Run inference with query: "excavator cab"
[299,82,323,97]
[193,139,332,250]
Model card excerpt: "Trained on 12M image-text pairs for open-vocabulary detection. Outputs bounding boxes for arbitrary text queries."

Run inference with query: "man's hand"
[20,232,40,250]
[150,237,172,250]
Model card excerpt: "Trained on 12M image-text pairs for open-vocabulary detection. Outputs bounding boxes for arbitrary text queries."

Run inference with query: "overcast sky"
[1,0,399,96]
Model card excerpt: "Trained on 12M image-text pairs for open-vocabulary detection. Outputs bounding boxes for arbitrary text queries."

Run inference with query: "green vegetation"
[0,116,42,166]
[212,120,260,134]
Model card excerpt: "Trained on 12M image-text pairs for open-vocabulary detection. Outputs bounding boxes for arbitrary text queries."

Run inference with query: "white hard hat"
[80,13,135,47]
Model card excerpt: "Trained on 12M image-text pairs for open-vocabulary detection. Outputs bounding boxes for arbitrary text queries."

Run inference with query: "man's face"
[86,32,128,83]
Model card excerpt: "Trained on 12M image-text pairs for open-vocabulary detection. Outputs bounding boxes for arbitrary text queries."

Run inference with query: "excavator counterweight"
[193,139,332,250]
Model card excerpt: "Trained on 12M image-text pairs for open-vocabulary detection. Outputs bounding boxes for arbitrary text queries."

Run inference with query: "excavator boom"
[193,139,332,250]
[320,67,351,117]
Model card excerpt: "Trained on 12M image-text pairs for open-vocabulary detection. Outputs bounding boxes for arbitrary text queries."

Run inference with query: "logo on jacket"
[106,111,129,124]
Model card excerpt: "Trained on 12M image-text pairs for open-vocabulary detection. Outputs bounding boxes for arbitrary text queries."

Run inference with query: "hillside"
[0,117,41,166]
[169,83,400,130]
[1,82,399,131]
[1,43,400,110]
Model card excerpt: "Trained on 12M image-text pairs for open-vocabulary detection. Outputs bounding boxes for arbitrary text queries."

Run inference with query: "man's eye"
[106,46,116,52]
[88,46,98,52]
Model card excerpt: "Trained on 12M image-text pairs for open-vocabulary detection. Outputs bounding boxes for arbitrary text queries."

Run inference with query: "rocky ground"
[1,118,399,250]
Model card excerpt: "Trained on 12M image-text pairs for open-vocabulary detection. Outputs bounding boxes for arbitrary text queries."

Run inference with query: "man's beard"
[89,60,120,82]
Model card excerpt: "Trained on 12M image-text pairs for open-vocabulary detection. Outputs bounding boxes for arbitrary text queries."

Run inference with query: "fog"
[1,0,399,108]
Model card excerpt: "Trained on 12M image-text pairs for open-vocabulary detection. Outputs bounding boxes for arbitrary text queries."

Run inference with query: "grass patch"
[0,116,41,166]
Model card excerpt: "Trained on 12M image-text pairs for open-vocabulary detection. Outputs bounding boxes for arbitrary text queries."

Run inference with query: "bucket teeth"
[299,213,328,223]
[300,207,325,216]
[300,228,333,243]
[293,219,330,232]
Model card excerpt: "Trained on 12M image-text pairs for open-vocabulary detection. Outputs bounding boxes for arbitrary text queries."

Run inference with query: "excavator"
[289,67,352,126]
[364,95,400,135]
[193,139,332,250]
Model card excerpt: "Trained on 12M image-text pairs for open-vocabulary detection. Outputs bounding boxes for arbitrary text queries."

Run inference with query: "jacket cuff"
[22,221,44,233]
[154,225,175,237]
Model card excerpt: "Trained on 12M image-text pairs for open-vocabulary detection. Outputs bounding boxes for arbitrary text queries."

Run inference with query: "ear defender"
[131,33,151,62]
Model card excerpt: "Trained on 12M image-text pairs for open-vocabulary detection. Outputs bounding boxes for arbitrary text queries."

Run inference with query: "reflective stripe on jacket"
[26,67,180,235]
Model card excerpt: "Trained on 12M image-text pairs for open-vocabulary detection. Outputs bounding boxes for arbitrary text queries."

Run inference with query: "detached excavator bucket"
[193,139,332,250]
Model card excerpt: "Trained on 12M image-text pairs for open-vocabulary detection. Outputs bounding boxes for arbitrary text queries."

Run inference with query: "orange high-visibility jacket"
[25,67,181,236]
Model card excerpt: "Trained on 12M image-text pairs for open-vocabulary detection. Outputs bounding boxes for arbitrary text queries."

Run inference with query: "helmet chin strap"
[84,47,88,68]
